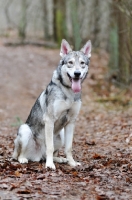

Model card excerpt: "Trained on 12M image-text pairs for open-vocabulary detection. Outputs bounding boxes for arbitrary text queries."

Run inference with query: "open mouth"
[67,73,81,93]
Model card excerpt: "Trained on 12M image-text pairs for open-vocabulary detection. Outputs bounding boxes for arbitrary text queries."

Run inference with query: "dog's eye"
[68,61,73,65]
[81,61,85,65]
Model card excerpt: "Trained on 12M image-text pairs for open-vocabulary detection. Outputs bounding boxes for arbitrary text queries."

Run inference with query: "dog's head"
[58,39,91,93]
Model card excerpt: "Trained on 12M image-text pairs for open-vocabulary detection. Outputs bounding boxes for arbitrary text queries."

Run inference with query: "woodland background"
[0,0,132,199]
[0,0,132,86]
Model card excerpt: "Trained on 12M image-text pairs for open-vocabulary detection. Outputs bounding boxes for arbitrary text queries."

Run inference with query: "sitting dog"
[13,39,92,169]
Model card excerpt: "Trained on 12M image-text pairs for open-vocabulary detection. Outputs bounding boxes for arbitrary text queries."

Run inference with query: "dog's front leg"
[44,116,55,170]
[65,123,81,167]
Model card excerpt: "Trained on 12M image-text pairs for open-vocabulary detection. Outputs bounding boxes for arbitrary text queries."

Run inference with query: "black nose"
[74,71,81,77]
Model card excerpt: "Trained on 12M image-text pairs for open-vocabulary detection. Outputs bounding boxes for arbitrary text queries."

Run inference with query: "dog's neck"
[52,70,81,102]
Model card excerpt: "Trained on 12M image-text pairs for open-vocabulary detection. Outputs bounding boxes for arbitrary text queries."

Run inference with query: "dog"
[13,39,92,170]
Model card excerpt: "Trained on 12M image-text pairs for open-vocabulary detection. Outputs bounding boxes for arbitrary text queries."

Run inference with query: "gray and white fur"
[13,39,92,170]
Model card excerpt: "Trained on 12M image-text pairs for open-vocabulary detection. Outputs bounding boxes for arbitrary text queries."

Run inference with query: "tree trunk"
[92,0,100,48]
[53,0,67,45]
[18,0,27,40]
[42,0,49,40]
[127,11,132,83]
[70,0,81,50]
[117,5,131,85]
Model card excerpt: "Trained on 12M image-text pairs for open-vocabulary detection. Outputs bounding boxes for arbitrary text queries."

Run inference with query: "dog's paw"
[75,162,81,166]
[46,161,56,170]
[68,160,81,167]
[60,157,68,163]
[53,157,68,163]
[12,152,18,160]
[18,157,28,164]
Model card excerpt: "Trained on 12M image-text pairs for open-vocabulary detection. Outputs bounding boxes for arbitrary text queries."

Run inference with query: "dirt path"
[0,44,132,199]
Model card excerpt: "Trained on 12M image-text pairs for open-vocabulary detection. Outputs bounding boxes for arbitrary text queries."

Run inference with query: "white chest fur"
[53,99,81,121]
[52,99,81,133]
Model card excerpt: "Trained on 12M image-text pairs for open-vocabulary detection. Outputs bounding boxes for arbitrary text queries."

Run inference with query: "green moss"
[70,0,81,50]
[56,10,67,46]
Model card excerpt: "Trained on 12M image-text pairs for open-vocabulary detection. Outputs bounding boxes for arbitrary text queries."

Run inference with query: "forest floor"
[0,42,132,200]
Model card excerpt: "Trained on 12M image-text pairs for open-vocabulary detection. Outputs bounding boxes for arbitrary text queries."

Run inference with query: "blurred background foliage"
[0,0,132,87]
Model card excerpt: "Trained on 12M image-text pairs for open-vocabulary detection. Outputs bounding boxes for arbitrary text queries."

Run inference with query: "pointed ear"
[60,39,72,57]
[80,40,92,58]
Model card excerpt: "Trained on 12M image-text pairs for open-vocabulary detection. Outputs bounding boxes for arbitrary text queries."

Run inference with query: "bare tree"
[41,0,49,40]
[41,0,53,40]
[18,0,29,40]
[5,0,14,29]
[70,0,81,50]
[53,0,67,45]
[116,0,132,85]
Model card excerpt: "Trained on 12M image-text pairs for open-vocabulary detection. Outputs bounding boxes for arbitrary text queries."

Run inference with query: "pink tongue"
[72,79,81,93]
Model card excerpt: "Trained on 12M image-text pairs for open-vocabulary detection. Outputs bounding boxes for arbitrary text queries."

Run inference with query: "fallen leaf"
[14,170,22,177]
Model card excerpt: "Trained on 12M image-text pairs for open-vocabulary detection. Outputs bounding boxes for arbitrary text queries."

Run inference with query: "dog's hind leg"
[53,156,68,163]
[59,129,65,146]
[12,138,21,160]
[53,149,67,163]
[15,124,32,163]
[53,130,67,164]
[53,150,59,157]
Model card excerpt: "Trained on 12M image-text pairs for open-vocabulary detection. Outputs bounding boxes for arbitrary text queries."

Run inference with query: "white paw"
[54,157,68,163]
[126,138,130,144]
[60,157,68,163]
[75,162,81,166]
[18,157,28,163]
[46,161,56,170]
[68,160,81,167]
[12,152,17,160]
